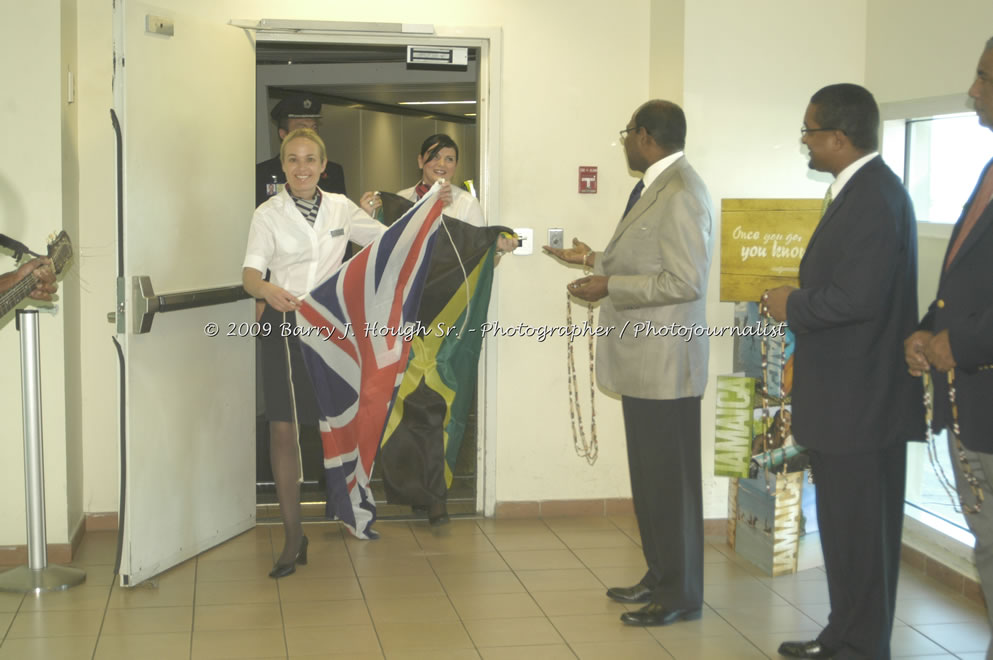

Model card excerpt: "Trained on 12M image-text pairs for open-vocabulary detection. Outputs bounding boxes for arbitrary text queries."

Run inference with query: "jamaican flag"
[376,192,508,507]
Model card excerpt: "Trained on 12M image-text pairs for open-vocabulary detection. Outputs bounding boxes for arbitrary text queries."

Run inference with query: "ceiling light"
[398,100,476,106]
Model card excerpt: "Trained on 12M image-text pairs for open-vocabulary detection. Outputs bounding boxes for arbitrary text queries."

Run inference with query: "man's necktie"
[821,187,834,218]
[623,179,645,218]
[945,165,993,270]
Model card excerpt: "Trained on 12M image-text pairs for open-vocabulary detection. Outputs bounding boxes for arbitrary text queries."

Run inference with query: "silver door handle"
[132,275,250,334]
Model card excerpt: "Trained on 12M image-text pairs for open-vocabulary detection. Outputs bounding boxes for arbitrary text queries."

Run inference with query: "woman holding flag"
[242,128,385,578]
[363,134,515,526]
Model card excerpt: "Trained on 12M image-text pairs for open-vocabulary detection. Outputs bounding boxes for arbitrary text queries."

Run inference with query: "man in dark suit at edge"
[544,100,713,627]
[905,37,993,660]
[255,93,347,208]
[764,84,924,659]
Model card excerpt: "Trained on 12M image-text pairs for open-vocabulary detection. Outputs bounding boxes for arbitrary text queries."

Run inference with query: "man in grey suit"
[544,99,714,627]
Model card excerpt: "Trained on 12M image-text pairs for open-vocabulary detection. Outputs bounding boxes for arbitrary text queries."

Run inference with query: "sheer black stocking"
[270,420,303,566]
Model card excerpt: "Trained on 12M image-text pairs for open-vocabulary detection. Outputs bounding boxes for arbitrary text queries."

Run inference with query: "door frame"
[247,24,503,517]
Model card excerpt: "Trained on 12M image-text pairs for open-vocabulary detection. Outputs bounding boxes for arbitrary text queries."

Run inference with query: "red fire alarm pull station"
[579,166,598,194]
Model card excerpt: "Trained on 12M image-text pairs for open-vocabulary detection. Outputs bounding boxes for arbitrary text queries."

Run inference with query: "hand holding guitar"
[0,231,73,319]
[15,257,58,300]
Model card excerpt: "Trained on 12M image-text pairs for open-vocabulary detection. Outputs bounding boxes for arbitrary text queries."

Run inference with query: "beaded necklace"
[923,370,984,513]
[565,255,599,466]
[565,295,598,465]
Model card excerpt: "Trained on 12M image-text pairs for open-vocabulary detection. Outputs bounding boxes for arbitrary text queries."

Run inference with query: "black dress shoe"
[429,513,450,526]
[605,583,653,603]
[619,603,702,627]
[269,535,308,579]
[777,639,836,659]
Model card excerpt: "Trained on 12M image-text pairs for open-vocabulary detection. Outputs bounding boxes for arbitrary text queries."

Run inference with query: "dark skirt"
[259,306,320,425]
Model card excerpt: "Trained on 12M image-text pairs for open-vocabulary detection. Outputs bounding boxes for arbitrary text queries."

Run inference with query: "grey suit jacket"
[593,156,714,400]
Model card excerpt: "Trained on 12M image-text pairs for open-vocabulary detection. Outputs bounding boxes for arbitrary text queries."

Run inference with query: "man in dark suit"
[544,100,713,627]
[905,37,993,660]
[255,93,346,207]
[764,84,924,659]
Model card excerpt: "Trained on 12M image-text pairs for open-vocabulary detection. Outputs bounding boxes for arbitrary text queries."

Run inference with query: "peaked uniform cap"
[271,94,322,120]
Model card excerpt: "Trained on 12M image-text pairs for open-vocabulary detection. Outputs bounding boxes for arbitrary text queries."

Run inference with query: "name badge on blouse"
[329,228,344,237]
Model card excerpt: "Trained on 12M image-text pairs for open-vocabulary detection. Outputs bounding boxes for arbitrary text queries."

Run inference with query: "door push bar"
[131,276,249,334]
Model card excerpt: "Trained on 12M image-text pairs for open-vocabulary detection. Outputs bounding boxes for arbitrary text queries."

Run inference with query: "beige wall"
[3,0,990,545]
[683,0,869,515]
[0,0,74,544]
[649,0,684,104]
[867,0,993,104]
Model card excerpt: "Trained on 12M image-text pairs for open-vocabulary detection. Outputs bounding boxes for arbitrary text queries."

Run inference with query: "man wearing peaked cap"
[255,93,347,207]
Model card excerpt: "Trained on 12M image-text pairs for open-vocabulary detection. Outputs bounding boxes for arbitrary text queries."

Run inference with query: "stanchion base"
[0,565,87,594]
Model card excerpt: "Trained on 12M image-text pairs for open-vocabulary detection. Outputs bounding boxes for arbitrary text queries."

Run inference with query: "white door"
[113,1,255,585]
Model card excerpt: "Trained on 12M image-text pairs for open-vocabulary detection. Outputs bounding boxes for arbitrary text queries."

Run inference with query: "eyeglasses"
[800,126,843,135]
[619,126,639,139]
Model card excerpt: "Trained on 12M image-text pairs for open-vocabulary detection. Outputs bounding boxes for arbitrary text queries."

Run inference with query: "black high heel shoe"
[269,535,308,579]
[428,501,450,527]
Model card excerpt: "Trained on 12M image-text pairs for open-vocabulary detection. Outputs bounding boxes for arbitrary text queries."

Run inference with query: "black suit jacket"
[920,157,993,452]
[787,156,924,454]
[255,155,347,208]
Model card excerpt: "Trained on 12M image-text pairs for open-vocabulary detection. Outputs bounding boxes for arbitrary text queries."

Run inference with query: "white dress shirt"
[243,188,385,298]
[397,184,485,227]
[639,150,685,198]
[830,151,879,200]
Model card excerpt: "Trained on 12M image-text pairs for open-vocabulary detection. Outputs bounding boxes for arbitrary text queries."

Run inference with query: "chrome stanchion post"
[22,309,48,572]
[0,310,85,593]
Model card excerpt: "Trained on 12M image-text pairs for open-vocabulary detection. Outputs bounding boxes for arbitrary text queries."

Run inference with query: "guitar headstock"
[46,231,73,275]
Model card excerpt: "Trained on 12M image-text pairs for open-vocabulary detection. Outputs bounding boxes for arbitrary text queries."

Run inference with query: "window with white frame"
[882,112,993,224]
[882,108,993,547]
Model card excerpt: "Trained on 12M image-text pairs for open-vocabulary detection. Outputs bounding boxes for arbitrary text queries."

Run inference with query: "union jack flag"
[296,186,445,539]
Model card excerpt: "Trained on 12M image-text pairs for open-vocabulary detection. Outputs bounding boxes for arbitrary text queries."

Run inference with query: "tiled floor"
[0,516,989,659]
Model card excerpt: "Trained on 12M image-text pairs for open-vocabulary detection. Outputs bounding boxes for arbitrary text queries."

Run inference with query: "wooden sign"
[720,199,821,302]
